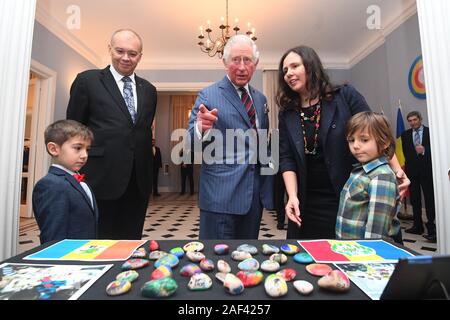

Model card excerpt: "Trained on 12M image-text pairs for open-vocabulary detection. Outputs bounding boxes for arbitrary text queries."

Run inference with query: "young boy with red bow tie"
[32,120,98,243]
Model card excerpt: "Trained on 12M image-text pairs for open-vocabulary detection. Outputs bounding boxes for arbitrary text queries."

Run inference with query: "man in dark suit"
[187,35,273,239]
[67,29,157,240]
[180,149,194,195]
[402,111,436,242]
[152,138,162,196]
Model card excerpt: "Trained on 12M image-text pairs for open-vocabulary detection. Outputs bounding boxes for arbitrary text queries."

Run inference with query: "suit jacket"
[66,66,157,199]
[32,166,98,244]
[401,126,433,177]
[187,76,274,214]
[153,146,162,171]
[279,84,371,210]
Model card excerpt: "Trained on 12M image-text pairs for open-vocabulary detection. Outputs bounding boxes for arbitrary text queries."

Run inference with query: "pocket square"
[264,103,269,114]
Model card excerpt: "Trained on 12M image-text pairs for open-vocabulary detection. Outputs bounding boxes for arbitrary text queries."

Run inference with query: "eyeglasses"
[230,56,255,66]
[111,47,141,59]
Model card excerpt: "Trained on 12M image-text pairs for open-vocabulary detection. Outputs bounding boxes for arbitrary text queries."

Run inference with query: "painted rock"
[148,250,167,260]
[169,247,185,259]
[276,268,297,281]
[154,254,179,269]
[293,252,314,264]
[179,263,202,277]
[236,271,264,287]
[217,260,231,273]
[106,280,131,296]
[280,243,300,255]
[262,244,279,255]
[199,258,215,271]
[293,280,314,295]
[306,263,333,277]
[149,240,160,252]
[260,260,280,272]
[318,270,351,292]
[231,250,252,261]
[121,258,150,270]
[214,244,230,255]
[188,273,213,291]
[183,241,204,252]
[237,244,258,255]
[269,253,288,265]
[264,274,288,298]
[131,247,147,258]
[186,251,206,262]
[238,258,260,271]
[116,270,139,283]
[223,273,245,295]
[215,272,228,283]
[141,277,178,298]
[151,265,172,280]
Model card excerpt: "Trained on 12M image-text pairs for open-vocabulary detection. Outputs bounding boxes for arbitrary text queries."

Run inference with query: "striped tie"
[239,87,256,128]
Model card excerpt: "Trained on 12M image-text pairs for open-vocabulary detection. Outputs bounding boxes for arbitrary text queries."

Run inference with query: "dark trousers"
[199,172,262,239]
[409,171,436,235]
[152,168,159,195]
[97,167,149,239]
[181,166,194,194]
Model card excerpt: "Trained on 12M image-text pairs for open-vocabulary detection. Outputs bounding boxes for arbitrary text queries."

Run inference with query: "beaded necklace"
[299,101,321,155]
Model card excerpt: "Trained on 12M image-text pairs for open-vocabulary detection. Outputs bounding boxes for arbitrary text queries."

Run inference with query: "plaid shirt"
[335,156,401,240]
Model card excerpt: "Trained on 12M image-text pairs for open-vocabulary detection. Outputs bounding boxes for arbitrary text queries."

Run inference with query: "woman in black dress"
[277,46,409,239]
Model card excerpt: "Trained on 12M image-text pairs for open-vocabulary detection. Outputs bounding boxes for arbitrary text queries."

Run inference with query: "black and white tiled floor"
[18,193,438,256]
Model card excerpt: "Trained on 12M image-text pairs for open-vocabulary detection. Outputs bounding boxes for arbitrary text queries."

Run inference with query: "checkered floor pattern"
[18,193,438,255]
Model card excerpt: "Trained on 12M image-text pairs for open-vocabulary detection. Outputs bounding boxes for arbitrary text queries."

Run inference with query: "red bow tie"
[72,173,85,183]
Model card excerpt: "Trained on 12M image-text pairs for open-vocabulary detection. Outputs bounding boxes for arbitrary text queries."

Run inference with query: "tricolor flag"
[395,103,406,167]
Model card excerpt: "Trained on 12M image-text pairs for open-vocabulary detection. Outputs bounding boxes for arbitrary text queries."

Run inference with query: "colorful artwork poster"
[297,239,414,263]
[334,262,396,300]
[0,263,112,300]
[408,55,426,99]
[23,239,147,261]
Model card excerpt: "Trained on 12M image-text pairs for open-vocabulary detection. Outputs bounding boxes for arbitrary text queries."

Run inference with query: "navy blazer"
[32,166,98,244]
[279,84,371,210]
[401,126,433,177]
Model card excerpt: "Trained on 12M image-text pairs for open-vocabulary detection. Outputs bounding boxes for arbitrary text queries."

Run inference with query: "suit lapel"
[100,67,134,124]
[285,111,306,165]
[134,75,145,124]
[249,86,265,129]
[320,98,337,147]
[219,77,252,128]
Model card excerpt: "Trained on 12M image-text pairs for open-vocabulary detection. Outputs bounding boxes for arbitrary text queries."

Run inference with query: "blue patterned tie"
[122,76,136,123]
[413,129,420,146]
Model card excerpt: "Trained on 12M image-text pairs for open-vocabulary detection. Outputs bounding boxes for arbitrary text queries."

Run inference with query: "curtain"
[263,70,279,131]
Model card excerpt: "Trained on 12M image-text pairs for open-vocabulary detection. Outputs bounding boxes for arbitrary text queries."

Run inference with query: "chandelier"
[197,0,257,58]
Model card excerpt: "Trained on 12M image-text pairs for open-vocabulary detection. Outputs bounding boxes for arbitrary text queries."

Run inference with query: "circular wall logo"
[408,55,426,99]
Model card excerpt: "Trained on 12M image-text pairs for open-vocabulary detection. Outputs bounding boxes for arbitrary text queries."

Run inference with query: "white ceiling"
[36,0,417,70]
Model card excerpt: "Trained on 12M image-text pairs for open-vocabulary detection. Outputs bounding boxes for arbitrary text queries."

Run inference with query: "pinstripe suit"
[187,76,274,239]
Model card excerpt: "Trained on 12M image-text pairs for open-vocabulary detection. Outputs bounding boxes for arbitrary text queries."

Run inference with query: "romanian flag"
[395,105,406,167]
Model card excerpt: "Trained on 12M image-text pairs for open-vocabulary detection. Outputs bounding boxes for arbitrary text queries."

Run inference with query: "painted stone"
[231,250,252,261]
[149,240,160,252]
[260,260,280,272]
[236,271,264,287]
[238,258,260,271]
[188,273,213,291]
[306,263,333,277]
[264,274,288,298]
[199,258,215,271]
[148,250,167,260]
[154,254,179,269]
[293,252,314,264]
[280,243,300,255]
[179,263,202,277]
[116,270,139,283]
[106,280,131,296]
[214,244,230,255]
[215,272,228,283]
[131,247,147,258]
[151,265,172,280]
[269,253,288,265]
[223,273,245,295]
[293,280,314,295]
[141,277,178,298]
[237,244,258,255]
[186,251,206,262]
[318,270,351,292]
[121,258,150,271]
[276,268,297,281]
[169,247,185,259]
[262,244,279,255]
[183,241,204,252]
[217,260,231,273]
